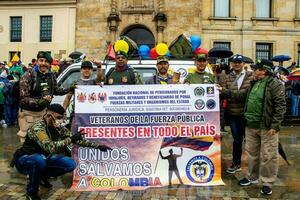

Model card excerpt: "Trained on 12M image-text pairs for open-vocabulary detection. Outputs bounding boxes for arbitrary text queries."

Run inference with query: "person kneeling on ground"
[10,104,111,200]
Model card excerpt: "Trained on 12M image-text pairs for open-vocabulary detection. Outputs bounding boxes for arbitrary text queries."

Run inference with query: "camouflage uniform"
[18,70,69,143]
[184,71,216,84]
[158,74,174,84]
[12,119,101,197]
[105,66,143,85]
[16,119,100,157]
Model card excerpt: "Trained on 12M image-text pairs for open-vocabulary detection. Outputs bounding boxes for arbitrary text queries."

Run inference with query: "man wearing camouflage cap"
[104,51,143,85]
[17,51,71,143]
[156,56,176,84]
[184,53,215,84]
[238,59,286,196]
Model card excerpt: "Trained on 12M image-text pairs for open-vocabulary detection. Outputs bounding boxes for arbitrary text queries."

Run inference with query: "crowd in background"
[0,57,74,128]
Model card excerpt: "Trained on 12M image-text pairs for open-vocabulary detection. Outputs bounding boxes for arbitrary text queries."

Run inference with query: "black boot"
[40,178,53,188]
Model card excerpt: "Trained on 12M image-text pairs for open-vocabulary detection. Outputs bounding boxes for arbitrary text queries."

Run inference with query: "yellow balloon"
[156,43,168,56]
[114,40,129,53]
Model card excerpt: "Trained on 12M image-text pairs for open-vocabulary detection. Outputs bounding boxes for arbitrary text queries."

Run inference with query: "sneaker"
[260,186,272,195]
[239,177,259,186]
[0,119,5,125]
[226,164,241,174]
[26,193,41,200]
[2,123,7,128]
[40,178,53,188]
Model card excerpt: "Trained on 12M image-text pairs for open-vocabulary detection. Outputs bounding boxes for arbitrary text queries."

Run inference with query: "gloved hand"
[69,82,77,93]
[71,130,85,143]
[96,144,112,152]
[37,98,50,107]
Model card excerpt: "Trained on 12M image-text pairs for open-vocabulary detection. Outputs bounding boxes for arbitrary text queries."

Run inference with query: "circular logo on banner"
[186,155,214,183]
[194,87,205,97]
[194,99,205,110]
[206,99,216,110]
[177,68,187,78]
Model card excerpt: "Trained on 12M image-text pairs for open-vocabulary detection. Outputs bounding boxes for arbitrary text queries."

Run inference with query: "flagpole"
[154,138,165,174]
[154,152,160,174]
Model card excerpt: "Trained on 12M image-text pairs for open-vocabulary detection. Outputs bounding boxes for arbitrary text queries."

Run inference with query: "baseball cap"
[81,61,93,69]
[157,56,169,64]
[115,51,128,59]
[195,53,208,61]
[231,54,244,62]
[47,104,65,115]
[37,51,53,64]
[251,59,274,72]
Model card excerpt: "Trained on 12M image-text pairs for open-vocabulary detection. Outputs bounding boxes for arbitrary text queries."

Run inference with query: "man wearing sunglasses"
[105,51,143,85]
[11,104,111,200]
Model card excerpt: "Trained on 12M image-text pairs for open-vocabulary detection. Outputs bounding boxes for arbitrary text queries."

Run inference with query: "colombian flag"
[161,136,214,151]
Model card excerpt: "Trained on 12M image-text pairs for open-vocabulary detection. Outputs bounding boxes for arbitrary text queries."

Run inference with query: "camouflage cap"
[195,53,208,61]
[37,51,53,64]
[157,56,169,64]
[251,59,274,72]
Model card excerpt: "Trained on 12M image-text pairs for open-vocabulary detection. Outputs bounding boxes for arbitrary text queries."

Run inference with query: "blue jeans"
[290,93,300,116]
[228,115,246,166]
[4,104,18,125]
[15,154,76,195]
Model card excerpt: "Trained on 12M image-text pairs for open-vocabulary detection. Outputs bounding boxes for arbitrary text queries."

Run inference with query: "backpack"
[105,67,136,85]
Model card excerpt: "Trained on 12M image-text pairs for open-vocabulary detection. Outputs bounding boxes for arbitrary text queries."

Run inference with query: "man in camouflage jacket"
[18,51,71,143]
[12,104,111,200]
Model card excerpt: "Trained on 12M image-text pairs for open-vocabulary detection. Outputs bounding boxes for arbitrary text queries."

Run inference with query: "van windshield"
[59,67,158,88]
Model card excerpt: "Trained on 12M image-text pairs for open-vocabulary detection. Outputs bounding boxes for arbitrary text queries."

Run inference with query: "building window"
[214,0,230,17]
[9,51,21,61]
[298,44,300,65]
[121,25,155,48]
[213,42,231,50]
[256,0,271,18]
[256,43,273,60]
[298,0,300,18]
[10,16,22,42]
[40,16,53,42]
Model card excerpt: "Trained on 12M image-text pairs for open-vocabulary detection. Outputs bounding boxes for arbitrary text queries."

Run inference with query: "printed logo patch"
[206,99,216,110]
[194,99,205,110]
[194,87,205,97]
[186,155,215,183]
[206,86,214,96]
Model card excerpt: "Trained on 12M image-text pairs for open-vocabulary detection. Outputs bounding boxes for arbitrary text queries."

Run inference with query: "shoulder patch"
[36,131,49,141]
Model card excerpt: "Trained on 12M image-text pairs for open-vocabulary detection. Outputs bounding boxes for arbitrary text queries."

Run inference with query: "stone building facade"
[0,0,76,63]
[1,0,300,65]
[77,0,300,65]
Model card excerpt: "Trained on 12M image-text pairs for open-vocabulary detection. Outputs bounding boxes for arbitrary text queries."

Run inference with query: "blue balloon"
[166,51,171,58]
[190,35,202,52]
[141,55,150,59]
[138,45,150,57]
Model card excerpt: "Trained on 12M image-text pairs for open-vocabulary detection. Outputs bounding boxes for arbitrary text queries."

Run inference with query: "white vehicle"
[52,59,202,105]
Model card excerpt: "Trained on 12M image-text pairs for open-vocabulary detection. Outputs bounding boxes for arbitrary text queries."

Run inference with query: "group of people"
[156,53,287,195]
[10,50,142,200]
[6,48,298,199]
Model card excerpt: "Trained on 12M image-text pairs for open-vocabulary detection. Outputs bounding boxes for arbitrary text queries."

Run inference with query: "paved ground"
[0,126,299,200]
